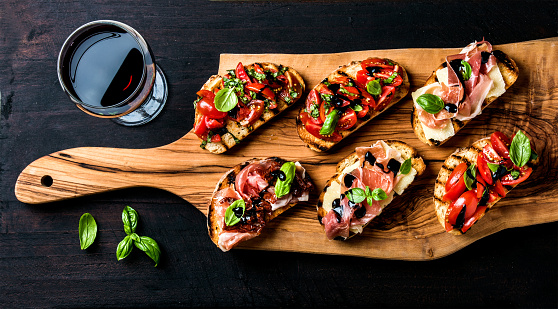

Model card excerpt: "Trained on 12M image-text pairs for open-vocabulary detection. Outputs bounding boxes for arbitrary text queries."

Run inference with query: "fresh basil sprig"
[225,199,246,226]
[509,130,531,168]
[366,79,381,96]
[346,186,388,207]
[417,94,445,114]
[79,213,97,250]
[400,158,412,175]
[275,162,296,198]
[116,206,161,267]
[464,164,477,191]
[460,60,472,81]
[214,87,238,112]
[319,110,340,135]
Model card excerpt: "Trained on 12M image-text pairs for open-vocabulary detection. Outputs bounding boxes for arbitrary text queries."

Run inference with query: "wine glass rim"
[57,20,154,109]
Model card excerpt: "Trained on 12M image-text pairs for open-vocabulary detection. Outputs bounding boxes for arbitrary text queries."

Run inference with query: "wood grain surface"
[14,38,558,260]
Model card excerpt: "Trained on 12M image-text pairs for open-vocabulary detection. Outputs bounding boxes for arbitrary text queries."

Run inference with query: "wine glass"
[57,20,168,126]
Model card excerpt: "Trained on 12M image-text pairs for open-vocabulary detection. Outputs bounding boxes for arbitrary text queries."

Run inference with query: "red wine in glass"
[58,20,167,126]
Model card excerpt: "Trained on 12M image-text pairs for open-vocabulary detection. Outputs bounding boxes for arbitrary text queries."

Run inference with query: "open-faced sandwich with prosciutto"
[434,131,538,234]
[297,58,410,152]
[194,62,305,154]
[317,140,425,240]
[208,157,313,251]
[412,40,519,146]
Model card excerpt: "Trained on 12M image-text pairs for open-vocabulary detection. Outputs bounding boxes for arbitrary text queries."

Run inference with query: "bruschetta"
[412,40,519,146]
[317,140,425,240]
[194,62,305,153]
[208,157,313,251]
[297,58,410,152]
[434,131,538,234]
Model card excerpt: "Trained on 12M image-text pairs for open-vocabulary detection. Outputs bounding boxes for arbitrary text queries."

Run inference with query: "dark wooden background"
[1,1,556,307]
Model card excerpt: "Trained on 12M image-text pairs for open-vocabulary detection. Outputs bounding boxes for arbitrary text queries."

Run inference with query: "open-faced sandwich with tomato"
[194,62,305,153]
[317,140,425,240]
[208,157,313,251]
[412,40,519,146]
[297,58,410,152]
[434,131,538,234]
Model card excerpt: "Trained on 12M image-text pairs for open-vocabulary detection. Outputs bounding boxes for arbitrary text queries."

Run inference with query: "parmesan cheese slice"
[393,167,417,195]
[486,64,506,98]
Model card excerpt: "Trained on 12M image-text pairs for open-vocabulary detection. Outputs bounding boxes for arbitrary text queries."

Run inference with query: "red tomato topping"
[490,131,511,159]
[501,166,532,186]
[205,117,225,130]
[235,62,251,82]
[305,122,342,142]
[376,86,395,110]
[447,190,478,229]
[336,109,357,130]
[239,100,265,126]
[194,115,208,138]
[196,90,227,119]
[477,152,494,186]
[493,179,506,197]
[461,206,487,233]
[360,58,394,70]
[356,104,369,118]
[211,134,221,143]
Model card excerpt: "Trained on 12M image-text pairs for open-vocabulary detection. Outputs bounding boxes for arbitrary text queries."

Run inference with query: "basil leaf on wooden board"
[116,235,133,261]
[366,79,381,96]
[214,88,238,112]
[400,158,412,175]
[346,188,366,204]
[275,162,296,198]
[79,213,97,250]
[122,206,138,235]
[510,130,531,168]
[134,236,161,267]
[371,188,388,201]
[416,94,444,114]
[464,164,477,191]
[224,199,245,226]
[319,110,339,135]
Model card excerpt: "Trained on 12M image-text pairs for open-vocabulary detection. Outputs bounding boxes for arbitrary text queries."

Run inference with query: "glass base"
[112,64,168,126]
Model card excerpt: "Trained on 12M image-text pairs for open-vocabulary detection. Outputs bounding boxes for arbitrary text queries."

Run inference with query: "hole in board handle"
[41,175,53,187]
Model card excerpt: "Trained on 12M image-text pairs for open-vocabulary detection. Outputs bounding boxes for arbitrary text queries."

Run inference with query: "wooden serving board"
[15,38,558,260]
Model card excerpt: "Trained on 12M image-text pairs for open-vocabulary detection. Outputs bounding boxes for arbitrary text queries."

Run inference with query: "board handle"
[14,144,208,205]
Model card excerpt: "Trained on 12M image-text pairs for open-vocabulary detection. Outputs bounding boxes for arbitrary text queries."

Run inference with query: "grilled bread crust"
[196,63,305,154]
[316,140,426,239]
[297,58,410,152]
[412,50,519,146]
[434,138,538,235]
[207,157,313,248]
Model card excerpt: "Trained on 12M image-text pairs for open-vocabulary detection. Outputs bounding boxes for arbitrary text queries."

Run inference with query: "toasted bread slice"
[208,157,313,251]
[195,63,305,154]
[317,140,425,240]
[412,49,519,146]
[297,58,410,152]
[434,137,539,235]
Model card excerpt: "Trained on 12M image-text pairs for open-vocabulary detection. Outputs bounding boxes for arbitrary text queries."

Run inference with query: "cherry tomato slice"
[490,131,511,159]
[445,163,468,192]
[483,144,502,163]
[239,100,265,126]
[356,70,372,86]
[196,90,227,119]
[477,152,494,186]
[493,178,506,197]
[476,182,485,199]
[461,206,487,233]
[260,87,276,101]
[245,83,266,92]
[211,134,221,143]
[376,86,395,110]
[336,108,357,130]
[501,166,532,186]
[355,104,369,119]
[305,122,342,142]
[235,62,251,82]
[194,115,208,138]
[376,69,402,87]
[319,100,334,123]
[300,111,322,126]
[443,162,468,202]
[447,190,478,227]
[360,58,394,71]
[205,117,225,130]
[339,86,360,98]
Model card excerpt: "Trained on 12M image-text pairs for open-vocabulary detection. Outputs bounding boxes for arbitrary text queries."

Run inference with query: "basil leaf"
[116,235,133,261]
[79,213,97,250]
[511,170,520,179]
[214,87,238,112]
[366,196,374,207]
[464,164,477,191]
[460,60,472,81]
[416,94,444,114]
[365,186,372,197]
[487,162,500,173]
[346,188,366,204]
[275,162,296,198]
[130,232,140,242]
[510,130,531,168]
[371,188,388,201]
[530,150,538,161]
[122,206,138,235]
[134,236,161,267]
[366,79,381,96]
[352,104,363,112]
[384,72,398,84]
[319,110,339,135]
[224,199,245,226]
[400,158,412,175]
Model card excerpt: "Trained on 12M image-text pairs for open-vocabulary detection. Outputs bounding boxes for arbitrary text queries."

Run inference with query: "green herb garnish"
[224,199,246,226]
[275,162,296,198]
[116,206,161,267]
[509,130,532,168]
[79,213,97,250]
[416,93,444,114]
[400,158,412,175]
[366,79,381,96]
[214,88,238,112]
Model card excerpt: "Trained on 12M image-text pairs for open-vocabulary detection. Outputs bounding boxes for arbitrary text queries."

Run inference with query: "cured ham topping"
[215,159,313,251]
[322,141,405,240]
[413,40,500,130]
